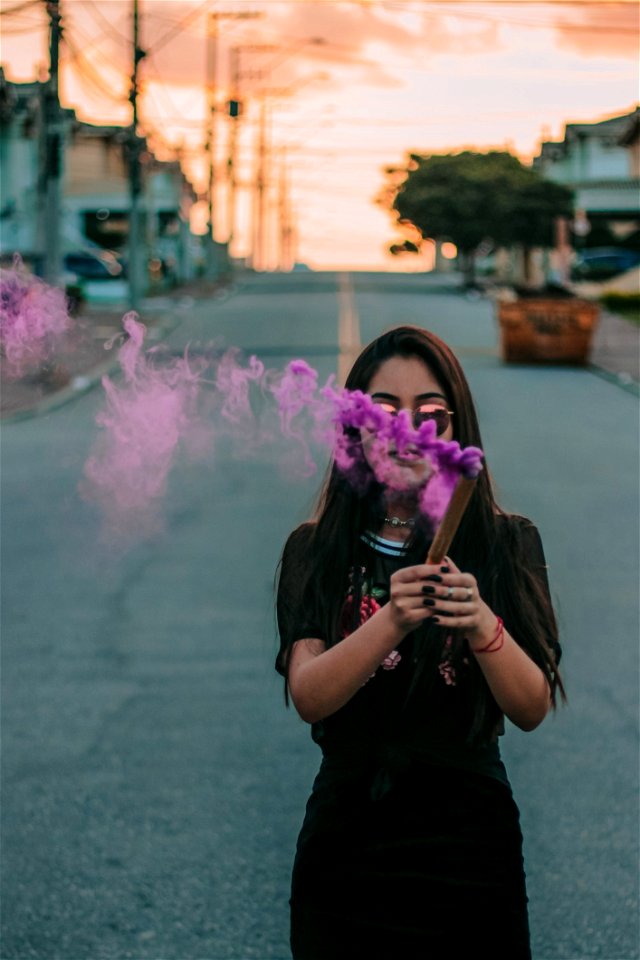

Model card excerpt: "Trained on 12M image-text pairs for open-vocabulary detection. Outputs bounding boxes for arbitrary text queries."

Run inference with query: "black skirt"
[290,755,531,960]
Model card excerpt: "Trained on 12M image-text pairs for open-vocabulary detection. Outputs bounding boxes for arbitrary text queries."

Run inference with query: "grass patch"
[600,292,640,326]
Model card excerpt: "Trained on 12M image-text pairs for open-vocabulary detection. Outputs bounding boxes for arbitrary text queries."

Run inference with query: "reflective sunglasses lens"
[414,405,450,436]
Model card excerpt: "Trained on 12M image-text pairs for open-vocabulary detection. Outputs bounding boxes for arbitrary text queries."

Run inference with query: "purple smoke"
[0,256,71,377]
[216,349,265,425]
[317,380,483,520]
[81,343,483,544]
[79,313,212,542]
[269,359,320,477]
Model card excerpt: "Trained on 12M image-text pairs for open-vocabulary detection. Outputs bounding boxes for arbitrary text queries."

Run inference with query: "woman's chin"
[398,468,429,490]
[376,457,431,490]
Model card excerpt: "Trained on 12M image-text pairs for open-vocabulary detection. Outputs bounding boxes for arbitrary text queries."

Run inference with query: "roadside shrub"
[600,292,640,324]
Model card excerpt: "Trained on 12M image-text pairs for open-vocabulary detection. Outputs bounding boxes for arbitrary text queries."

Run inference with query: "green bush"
[600,292,640,324]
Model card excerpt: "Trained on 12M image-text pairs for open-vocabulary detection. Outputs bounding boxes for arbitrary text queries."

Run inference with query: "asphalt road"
[2,272,638,960]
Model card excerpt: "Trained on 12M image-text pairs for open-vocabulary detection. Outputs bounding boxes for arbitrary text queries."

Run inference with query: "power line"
[62,12,127,66]
[62,34,128,105]
[61,14,129,101]
[0,20,44,33]
[136,49,208,161]
[145,0,212,55]
[143,50,190,119]
[0,0,39,15]
[61,17,196,180]
[61,14,197,181]
[63,5,207,128]
[79,0,131,47]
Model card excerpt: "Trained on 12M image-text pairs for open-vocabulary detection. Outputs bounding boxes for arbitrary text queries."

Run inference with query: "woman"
[275,326,565,959]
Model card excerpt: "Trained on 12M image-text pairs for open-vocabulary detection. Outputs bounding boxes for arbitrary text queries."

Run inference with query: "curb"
[588,364,640,398]
[1,312,177,425]
[1,283,239,426]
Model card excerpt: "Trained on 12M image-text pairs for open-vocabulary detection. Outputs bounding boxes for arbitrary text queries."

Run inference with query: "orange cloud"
[59,1,505,94]
[552,2,639,59]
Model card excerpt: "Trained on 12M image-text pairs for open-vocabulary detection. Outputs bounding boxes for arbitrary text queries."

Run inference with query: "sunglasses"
[374,401,454,437]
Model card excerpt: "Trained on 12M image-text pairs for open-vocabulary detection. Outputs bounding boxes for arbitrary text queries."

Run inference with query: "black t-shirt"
[276,517,561,786]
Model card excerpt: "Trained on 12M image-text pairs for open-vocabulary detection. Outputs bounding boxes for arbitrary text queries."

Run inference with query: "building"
[0,69,64,261]
[0,68,199,287]
[534,107,640,249]
[65,122,198,284]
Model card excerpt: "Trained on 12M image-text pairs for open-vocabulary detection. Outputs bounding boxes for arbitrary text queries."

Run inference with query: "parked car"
[571,247,640,282]
[64,250,123,280]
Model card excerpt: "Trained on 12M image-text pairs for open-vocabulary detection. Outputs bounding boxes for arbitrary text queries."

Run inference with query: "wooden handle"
[426,476,477,564]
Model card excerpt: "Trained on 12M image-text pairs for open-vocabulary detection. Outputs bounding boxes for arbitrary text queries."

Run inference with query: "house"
[0,68,68,263]
[534,107,640,249]
[0,68,198,287]
[65,121,198,284]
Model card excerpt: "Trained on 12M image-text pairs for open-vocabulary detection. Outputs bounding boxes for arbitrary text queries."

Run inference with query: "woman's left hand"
[425,556,496,643]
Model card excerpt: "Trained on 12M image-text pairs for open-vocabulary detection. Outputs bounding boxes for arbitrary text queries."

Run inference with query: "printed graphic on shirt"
[340,567,401,677]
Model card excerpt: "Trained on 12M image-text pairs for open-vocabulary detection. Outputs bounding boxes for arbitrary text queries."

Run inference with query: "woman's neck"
[378,496,418,542]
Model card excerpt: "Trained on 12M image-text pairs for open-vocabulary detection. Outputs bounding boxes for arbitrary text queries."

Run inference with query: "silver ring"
[446,586,454,600]
[465,587,473,602]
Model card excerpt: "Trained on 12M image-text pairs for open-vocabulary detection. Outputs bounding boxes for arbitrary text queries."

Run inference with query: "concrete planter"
[497,298,600,365]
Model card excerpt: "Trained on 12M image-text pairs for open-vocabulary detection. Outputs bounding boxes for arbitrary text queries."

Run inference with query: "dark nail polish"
[426,575,442,583]
[423,598,436,606]
[440,566,450,573]
[422,585,435,595]
[431,616,440,623]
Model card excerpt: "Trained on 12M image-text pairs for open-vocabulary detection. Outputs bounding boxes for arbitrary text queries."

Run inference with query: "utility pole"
[278,149,291,272]
[252,97,268,271]
[205,13,260,276]
[128,0,145,311]
[246,53,326,271]
[42,0,63,285]
[226,46,240,257]
[205,12,220,281]
[230,43,275,271]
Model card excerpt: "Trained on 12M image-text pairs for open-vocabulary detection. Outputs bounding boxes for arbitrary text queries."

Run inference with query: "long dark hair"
[276,326,566,742]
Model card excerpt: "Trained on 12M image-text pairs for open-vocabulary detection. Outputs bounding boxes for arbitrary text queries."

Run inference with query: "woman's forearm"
[290,605,406,724]
[469,615,551,730]
[419,557,553,731]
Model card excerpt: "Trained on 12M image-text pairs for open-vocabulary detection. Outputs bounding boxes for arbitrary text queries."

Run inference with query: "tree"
[497,176,575,282]
[386,151,573,284]
[389,240,420,256]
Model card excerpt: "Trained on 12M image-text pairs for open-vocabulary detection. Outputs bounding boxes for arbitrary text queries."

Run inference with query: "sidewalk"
[575,269,639,389]
[0,279,233,422]
[590,306,639,388]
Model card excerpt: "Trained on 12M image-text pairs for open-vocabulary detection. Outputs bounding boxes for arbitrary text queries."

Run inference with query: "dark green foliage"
[600,291,640,325]
[389,240,420,256]
[391,151,574,254]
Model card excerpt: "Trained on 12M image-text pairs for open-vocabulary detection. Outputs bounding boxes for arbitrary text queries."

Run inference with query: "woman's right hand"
[388,563,443,634]
[287,562,446,725]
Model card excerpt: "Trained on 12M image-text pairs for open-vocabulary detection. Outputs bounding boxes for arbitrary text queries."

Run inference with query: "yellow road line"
[337,272,361,386]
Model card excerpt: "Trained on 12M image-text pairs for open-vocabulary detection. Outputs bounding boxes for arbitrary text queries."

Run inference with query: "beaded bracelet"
[473,616,505,654]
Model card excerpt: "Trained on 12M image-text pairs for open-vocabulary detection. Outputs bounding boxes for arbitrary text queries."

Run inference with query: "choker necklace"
[384,516,416,529]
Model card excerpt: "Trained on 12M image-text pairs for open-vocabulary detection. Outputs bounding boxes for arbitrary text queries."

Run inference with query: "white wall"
[0,122,39,255]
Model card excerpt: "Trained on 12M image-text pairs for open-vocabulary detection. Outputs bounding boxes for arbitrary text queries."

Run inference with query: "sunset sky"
[1,0,638,270]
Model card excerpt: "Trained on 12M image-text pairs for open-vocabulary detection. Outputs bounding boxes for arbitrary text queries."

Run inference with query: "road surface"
[2,272,638,960]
